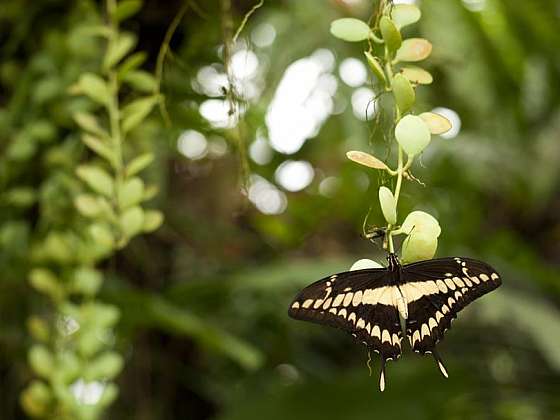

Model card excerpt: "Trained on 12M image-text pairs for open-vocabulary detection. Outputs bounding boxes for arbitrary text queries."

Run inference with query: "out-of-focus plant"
[20,0,162,418]
[331,0,451,263]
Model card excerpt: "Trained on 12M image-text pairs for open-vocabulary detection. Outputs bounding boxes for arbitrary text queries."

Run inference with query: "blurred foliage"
[1,0,560,419]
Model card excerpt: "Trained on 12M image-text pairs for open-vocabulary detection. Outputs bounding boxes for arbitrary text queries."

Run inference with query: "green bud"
[378,186,397,225]
[379,16,402,53]
[402,231,438,263]
[400,210,441,237]
[396,38,432,62]
[392,73,415,113]
[330,18,371,42]
[395,115,431,156]
[350,259,384,271]
[391,4,421,29]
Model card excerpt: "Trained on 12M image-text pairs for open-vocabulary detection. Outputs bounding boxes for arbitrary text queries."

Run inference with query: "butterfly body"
[288,253,501,390]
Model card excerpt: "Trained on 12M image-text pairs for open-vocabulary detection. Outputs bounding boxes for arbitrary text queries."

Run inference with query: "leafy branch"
[332,1,451,263]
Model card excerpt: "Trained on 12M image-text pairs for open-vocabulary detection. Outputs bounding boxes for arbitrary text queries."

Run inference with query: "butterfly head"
[387,253,401,272]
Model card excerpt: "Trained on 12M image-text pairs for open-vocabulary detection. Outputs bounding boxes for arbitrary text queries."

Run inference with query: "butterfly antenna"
[366,349,373,376]
[379,356,386,392]
[433,348,449,379]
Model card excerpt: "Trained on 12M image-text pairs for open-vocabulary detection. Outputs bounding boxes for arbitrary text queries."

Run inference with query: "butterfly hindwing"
[288,269,403,360]
[400,257,502,355]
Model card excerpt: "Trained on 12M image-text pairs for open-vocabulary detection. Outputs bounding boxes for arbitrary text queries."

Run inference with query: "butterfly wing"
[399,257,501,359]
[288,268,404,362]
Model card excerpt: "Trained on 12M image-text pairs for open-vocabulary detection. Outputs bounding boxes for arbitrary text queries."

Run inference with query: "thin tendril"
[232,0,264,44]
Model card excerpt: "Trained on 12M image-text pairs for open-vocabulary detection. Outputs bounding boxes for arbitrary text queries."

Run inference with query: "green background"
[1,0,560,418]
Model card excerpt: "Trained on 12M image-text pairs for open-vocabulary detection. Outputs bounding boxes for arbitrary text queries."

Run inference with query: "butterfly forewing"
[400,257,501,354]
[288,268,403,360]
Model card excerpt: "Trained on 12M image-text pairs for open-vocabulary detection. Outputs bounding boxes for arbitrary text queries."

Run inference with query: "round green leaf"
[400,210,441,237]
[395,115,431,156]
[364,51,387,84]
[28,345,54,379]
[143,210,164,232]
[392,73,415,113]
[76,165,114,197]
[420,112,452,135]
[119,206,144,238]
[350,259,384,270]
[396,38,432,62]
[379,16,402,53]
[21,381,52,417]
[118,177,144,209]
[400,66,433,84]
[379,186,397,225]
[391,4,421,29]
[346,150,389,170]
[330,18,371,42]
[85,352,124,380]
[402,231,438,263]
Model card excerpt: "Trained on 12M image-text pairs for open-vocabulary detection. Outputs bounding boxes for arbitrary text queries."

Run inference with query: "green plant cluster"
[331,1,450,264]
[0,0,162,418]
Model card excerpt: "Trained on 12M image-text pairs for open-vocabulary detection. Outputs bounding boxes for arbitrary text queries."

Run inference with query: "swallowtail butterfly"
[288,253,501,391]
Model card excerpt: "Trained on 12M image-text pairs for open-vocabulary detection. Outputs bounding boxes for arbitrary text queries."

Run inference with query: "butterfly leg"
[433,348,449,378]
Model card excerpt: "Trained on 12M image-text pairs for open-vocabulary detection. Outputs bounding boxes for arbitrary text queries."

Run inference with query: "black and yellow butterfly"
[288,253,501,391]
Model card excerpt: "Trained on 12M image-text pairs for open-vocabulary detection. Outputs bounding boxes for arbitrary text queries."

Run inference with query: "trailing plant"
[330,0,452,264]
[19,0,163,418]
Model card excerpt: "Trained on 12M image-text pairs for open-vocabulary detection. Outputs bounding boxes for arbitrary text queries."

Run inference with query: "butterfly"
[288,253,501,391]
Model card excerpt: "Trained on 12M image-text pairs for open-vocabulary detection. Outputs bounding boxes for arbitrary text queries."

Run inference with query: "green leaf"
[76,165,114,197]
[123,70,157,92]
[104,32,137,70]
[72,267,103,296]
[350,259,383,270]
[117,51,147,79]
[378,186,397,225]
[396,38,433,62]
[27,316,50,342]
[392,73,415,113]
[115,0,143,21]
[400,210,441,237]
[85,352,124,380]
[364,51,387,85]
[119,206,144,238]
[330,18,371,42]
[89,223,115,249]
[81,134,115,165]
[97,384,119,408]
[391,4,421,29]
[402,231,438,263]
[21,381,52,418]
[395,115,431,156]
[143,210,164,232]
[420,112,452,135]
[143,184,159,201]
[121,96,158,132]
[346,150,388,170]
[4,187,36,207]
[400,66,433,85]
[77,73,111,105]
[379,16,402,53]
[28,345,54,379]
[29,269,64,302]
[118,177,144,209]
[73,112,108,138]
[74,194,105,218]
[125,152,154,177]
